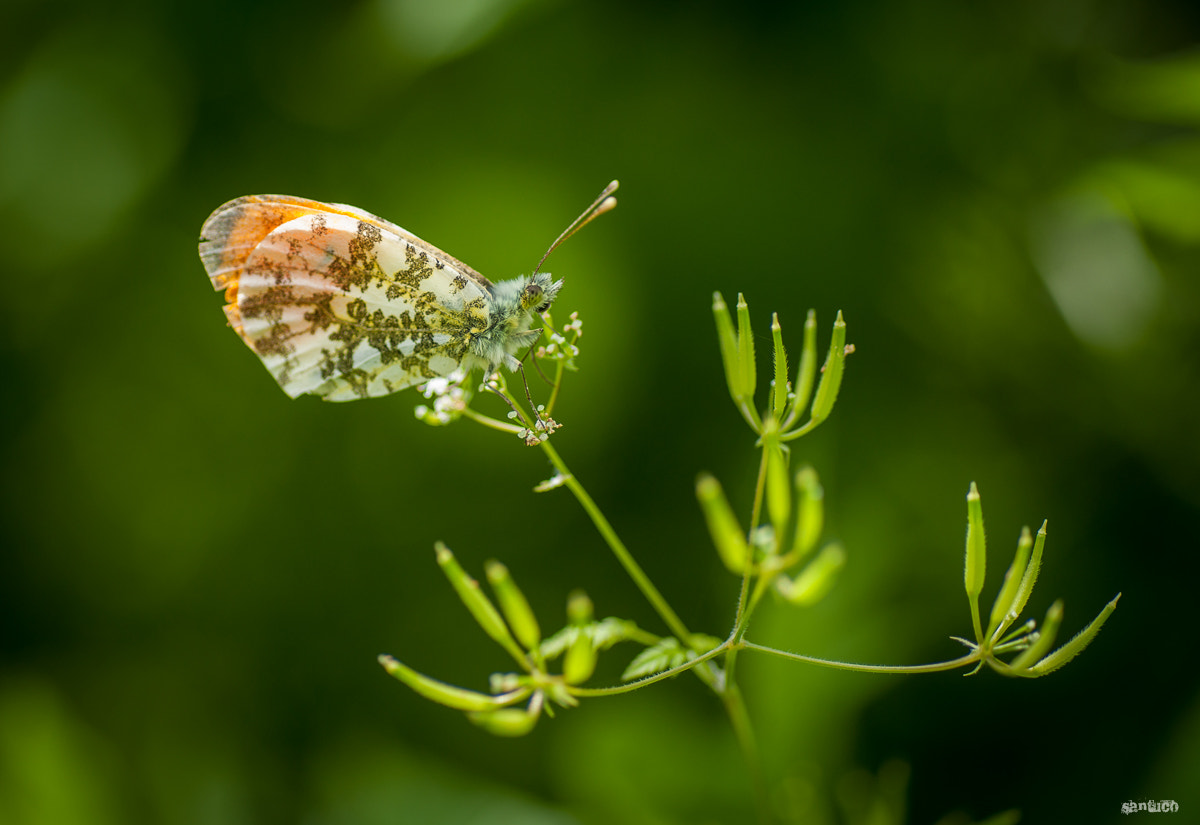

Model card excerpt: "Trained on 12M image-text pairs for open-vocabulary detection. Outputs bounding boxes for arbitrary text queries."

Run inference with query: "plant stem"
[725,445,771,687]
[570,643,728,697]
[739,641,981,673]
[461,407,522,433]
[543,357,567,415]
[748,441,769,537]
[537,439,696,647]
[722,683,772,825]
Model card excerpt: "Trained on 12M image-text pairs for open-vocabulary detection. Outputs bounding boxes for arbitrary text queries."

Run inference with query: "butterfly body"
[198,195,562,401]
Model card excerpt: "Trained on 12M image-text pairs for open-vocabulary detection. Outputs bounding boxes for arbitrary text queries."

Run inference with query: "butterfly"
[198,182,617,401]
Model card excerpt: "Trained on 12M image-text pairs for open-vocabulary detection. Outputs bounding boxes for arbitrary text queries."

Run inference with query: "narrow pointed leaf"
[736,293,757,400]
[987,526,1033,639]
[1026,593,1121,676]
[771,313,789,414]
[712,292,743,402]
[1008,520,1047,624]
[1009,600,1063,674]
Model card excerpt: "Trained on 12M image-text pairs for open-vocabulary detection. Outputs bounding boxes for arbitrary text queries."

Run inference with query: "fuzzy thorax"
[463,272,563,373]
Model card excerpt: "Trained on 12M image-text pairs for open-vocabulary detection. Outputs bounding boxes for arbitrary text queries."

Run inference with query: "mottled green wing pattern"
[199,196,494,401]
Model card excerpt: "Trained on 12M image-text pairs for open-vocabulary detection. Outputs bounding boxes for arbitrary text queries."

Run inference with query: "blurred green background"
[2,0,1198,823]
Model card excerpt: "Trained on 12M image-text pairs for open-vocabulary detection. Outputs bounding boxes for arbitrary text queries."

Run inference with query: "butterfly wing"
[199,195,494,401]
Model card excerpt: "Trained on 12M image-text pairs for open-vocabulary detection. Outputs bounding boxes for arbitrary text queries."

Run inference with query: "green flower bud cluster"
[957,484,1120,678]
[379,543,651,736]
[702,295,852,611]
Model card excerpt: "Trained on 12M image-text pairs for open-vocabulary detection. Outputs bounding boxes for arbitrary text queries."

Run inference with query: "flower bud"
[809,311,846,425]
[436,543,520,658]
[775,543,845,605]
[378,655,517,711]
[696,473,748,573]
[486,560,541,651]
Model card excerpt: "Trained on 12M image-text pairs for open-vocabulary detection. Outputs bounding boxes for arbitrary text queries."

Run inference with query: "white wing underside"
[199,196,495,401]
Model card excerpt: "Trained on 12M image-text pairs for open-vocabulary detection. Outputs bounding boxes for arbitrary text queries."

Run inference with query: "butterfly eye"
[520,282,545,312]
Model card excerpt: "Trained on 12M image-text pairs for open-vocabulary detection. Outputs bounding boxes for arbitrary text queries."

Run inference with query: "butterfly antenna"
[531,180,619,275]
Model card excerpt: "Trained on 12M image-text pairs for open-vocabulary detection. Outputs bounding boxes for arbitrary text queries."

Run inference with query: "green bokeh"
[2,1,1198,823]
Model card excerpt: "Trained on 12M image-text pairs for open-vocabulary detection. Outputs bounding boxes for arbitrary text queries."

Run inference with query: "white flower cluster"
[510,405,561,445]
[536,311,583,361]
[413,370,468,425]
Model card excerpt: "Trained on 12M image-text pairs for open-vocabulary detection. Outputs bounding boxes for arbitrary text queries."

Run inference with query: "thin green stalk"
[781,417,820,441]
[569,643,729,697]
[740,641,981,673]
[740,400,763,434]
[461,407,522,434]
[722,683,771,825]
[725,445,771,687]
[538,439,696,647]
[747,442,769,539]
[543,356,567,415]
[740,577,773,639]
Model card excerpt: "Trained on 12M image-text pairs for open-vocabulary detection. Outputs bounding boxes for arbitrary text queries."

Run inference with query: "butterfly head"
[520,271,564,315]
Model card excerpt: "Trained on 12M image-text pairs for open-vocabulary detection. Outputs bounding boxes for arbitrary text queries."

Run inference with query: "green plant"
[379,292,1120,820]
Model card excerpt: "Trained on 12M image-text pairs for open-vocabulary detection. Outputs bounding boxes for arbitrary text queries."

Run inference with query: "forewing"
[200,195,493,293]
[199,197,493,400]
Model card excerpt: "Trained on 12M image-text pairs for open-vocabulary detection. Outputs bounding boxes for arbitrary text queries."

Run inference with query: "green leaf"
[623,638,689,681]
[770,312,789,415]
[1008,520,1047,625]
[621,635,720,681]
[538,617,642,660]
[1008,600,1063,674]
[986,526,1033,640]
[1025,593,1122,677]
[736,293,757,401]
